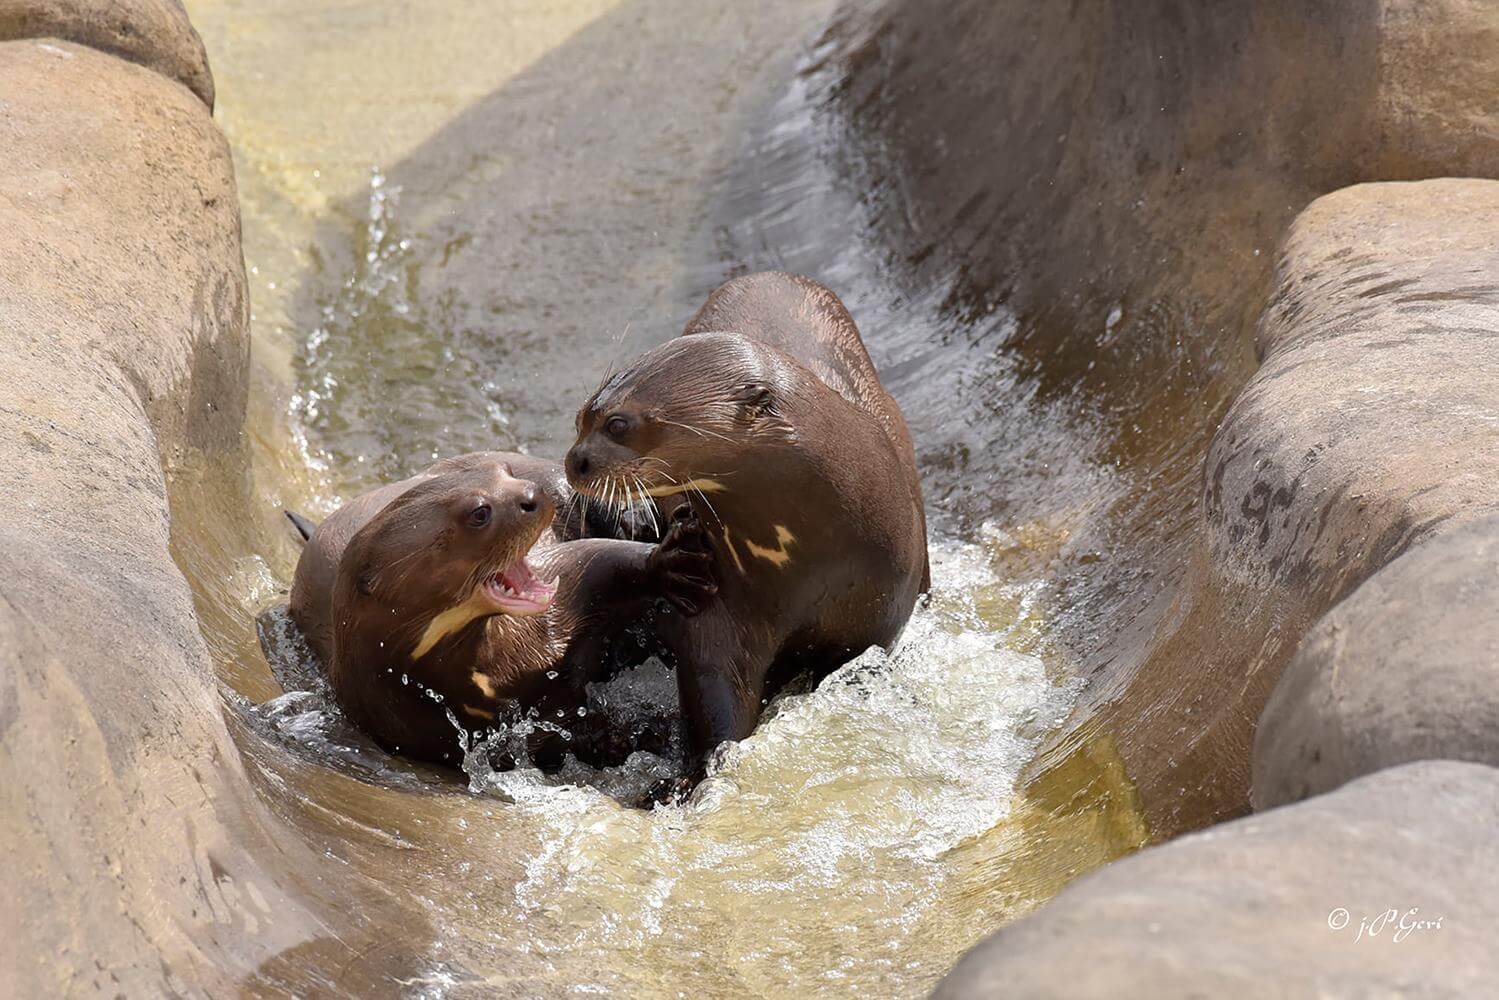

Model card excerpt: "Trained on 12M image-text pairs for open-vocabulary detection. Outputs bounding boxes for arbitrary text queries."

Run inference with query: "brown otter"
[288,454,713,766]
[290,451,575,668]
[564,271,928,764]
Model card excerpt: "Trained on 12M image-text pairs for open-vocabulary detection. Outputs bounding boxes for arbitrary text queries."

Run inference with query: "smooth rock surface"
[1206,179,1499,596]
[0,37,317,995]
[1214,179,1499,812]
[936,761,1499,999]
[1254,513,1499,809]
[829,0,1499,832]
[0,0,213,106]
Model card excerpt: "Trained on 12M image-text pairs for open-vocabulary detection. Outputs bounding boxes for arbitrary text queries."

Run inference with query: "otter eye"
[604,414,630,439]
[468,503,492,528]
[737,383,774,415]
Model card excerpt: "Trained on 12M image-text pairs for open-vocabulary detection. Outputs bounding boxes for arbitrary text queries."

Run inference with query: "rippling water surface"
[173,1,1148,994]
[463,541,1068,996]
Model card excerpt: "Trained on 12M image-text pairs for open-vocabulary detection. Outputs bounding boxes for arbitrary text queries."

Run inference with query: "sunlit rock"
[1255,514,1499,808]
[937,761,1499,999]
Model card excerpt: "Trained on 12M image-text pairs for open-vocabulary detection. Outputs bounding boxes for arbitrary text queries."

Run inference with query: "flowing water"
[172,1,1148,994]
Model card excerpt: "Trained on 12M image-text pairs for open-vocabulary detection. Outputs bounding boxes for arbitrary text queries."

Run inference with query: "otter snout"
[565,439,627,489]
[565,445,591,482]
[514,481,541,514]
[494,473,552,526]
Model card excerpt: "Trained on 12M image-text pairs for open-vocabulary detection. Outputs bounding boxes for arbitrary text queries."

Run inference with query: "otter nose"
[493,473,551,522]
[565,446,590,481]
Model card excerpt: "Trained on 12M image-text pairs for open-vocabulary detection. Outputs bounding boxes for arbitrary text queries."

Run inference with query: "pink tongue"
[501,563,532,592]
[499,559,553,600]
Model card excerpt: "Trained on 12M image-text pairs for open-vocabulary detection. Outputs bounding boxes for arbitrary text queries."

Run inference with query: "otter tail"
[284,510,317,544]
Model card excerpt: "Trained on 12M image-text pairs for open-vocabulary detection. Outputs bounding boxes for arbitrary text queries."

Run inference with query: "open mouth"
[481,556,558,616]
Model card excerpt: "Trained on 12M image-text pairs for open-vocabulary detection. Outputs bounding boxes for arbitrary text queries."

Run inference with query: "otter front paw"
[648,507,717,615]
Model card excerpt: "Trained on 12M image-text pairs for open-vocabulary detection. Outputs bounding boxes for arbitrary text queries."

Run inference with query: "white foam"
[461,535,1077,974]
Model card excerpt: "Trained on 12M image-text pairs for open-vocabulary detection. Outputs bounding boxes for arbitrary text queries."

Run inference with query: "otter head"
[333,462,560,673]
[565,332,793,508]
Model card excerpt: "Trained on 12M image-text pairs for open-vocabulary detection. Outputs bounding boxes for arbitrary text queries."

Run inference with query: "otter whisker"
[637,461,736,487]
[623,462,727,525]
[590,323,632,397]
[633,475,660,537]
[364,533,449,590]
[687,481,723,526]
[610,476,626,518]
[622,477,639,540]
[657,417,735,444]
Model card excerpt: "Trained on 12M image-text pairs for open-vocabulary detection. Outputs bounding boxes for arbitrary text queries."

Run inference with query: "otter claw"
[651,512,716,616]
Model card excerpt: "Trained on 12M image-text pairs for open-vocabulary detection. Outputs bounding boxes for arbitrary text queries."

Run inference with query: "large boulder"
[1254,513,1499,809]
[830,0,1499,387]
[0,0,213,107]
[1205,179,1499,598]
[1212,179,1499,811]
[0,26,316,994]
[826,0,1499,832]
[936,761,1499,999]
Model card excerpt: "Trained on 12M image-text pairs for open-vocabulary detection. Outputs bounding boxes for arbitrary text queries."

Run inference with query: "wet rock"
[0,36,316,994]
[1254,514,1499,809]
[0,0,213,107]
[1083,178,1499,832]
[1205,179,1499,597]
[830,0,1499,832]
[830,0,1499,393]
[936,761,1499,999]
[1216,179,1499,809]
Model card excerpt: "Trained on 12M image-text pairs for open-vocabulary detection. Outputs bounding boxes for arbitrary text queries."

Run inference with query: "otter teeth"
[482,557,558,614]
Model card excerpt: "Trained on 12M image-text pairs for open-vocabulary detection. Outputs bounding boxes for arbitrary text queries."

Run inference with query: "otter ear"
[733,381,776,419]
[356,569,377,596]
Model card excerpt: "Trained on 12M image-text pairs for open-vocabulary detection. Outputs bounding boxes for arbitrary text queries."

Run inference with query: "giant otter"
[564,271,928,764]
[288,453,713,765]
[290,451,575,667]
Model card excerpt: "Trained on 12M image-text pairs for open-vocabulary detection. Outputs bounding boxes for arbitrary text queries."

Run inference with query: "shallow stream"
[170,1,1148,993]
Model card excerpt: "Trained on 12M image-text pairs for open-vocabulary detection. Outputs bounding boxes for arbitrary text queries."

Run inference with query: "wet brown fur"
[289,454,712,765]
[567,272,929,764]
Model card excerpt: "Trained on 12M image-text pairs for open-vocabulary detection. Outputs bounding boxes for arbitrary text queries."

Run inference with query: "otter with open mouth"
[288,454,714,766]
[565,271,928,770]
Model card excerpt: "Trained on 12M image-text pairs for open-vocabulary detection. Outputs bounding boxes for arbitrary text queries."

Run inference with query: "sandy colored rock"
[0,0,213,106]
[830,0,1499,833]
[1206,179,1499,594]
[1254,513,1499,809]
[0,38,309,994]
[937,761,1499,999]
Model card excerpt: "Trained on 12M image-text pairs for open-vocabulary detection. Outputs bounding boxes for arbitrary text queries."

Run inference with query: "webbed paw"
[648,505,717,615]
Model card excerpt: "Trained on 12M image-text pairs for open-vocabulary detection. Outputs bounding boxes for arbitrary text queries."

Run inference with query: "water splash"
[448,535,1077,996]
[288,165,530,495]
[250,534,1076,995]
[287,167,415,499]
[250,604,439,790]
